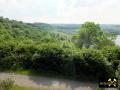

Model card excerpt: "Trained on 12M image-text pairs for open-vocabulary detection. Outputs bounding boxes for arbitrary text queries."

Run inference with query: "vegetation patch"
[0,17,119,88]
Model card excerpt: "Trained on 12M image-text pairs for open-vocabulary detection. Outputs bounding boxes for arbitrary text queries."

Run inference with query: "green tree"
[73,22,115,48]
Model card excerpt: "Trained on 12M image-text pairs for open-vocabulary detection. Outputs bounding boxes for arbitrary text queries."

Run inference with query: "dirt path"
[0,72,117,90]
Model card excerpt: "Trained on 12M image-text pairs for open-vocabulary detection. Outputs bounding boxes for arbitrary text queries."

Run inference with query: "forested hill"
[0,17,71,43]
[29,23,54,31]
[0,17,46,40]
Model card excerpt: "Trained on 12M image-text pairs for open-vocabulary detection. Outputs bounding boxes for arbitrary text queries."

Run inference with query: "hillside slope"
[0,17,72,43]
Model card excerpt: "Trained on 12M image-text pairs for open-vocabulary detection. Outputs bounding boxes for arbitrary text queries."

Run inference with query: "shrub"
[0,56,15,70]
[117,64,120,89]
[0,43,36,70]
[0,42,15,70]
[0,41,116,79]
[32,44,66,73]
[73,49,115,78]
[61,48,75,76]
[0,43,14,59]
[11,44,36,69]
[102,46,120,62]
[0,79,14,90]
[102,46,120,70]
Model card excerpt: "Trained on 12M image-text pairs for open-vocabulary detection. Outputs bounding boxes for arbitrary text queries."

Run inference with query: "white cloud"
[0,0,120,24]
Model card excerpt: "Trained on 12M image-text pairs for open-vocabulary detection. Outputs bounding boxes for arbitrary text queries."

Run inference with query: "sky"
[0,0,120,24]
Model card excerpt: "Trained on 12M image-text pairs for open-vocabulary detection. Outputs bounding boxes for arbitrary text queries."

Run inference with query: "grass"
[96,88,105,90]
[12,85,47,90]
[0,78,67,90]
[12,85,80,90]
[12,85,102,90]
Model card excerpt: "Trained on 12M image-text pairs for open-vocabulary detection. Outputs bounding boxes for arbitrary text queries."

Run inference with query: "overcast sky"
[0,0,120,24]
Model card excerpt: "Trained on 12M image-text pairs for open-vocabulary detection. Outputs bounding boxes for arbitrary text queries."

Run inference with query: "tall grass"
[0,79,14,90]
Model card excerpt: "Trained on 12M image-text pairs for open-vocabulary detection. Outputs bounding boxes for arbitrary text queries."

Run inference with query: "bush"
[0,79,14,90]
[102,46,120,70]
[32,44,66,73]
[61,48,75,76]
[73,49,115,78]
[0,56,15,70]
[0,41,116,79]
[0,43,14,59]
[116,64,120,90]
[0,43,36,70]
[0,43,15,70]
[31,46,115,78]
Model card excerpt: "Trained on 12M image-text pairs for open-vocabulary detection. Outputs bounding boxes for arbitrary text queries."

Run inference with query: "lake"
[115,35,120,45]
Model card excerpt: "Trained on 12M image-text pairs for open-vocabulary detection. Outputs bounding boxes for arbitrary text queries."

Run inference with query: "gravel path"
[0,72,117,90]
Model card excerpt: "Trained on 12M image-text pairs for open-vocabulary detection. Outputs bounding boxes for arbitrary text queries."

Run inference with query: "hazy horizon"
[2,17,120,25]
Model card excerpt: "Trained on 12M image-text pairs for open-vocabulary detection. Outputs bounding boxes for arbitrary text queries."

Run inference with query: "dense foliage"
[0,42,115,78]
[0,17,119,81]
[73,22,115,48]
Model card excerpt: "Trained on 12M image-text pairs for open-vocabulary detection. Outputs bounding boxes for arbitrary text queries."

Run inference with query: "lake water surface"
[115,35,120,45]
